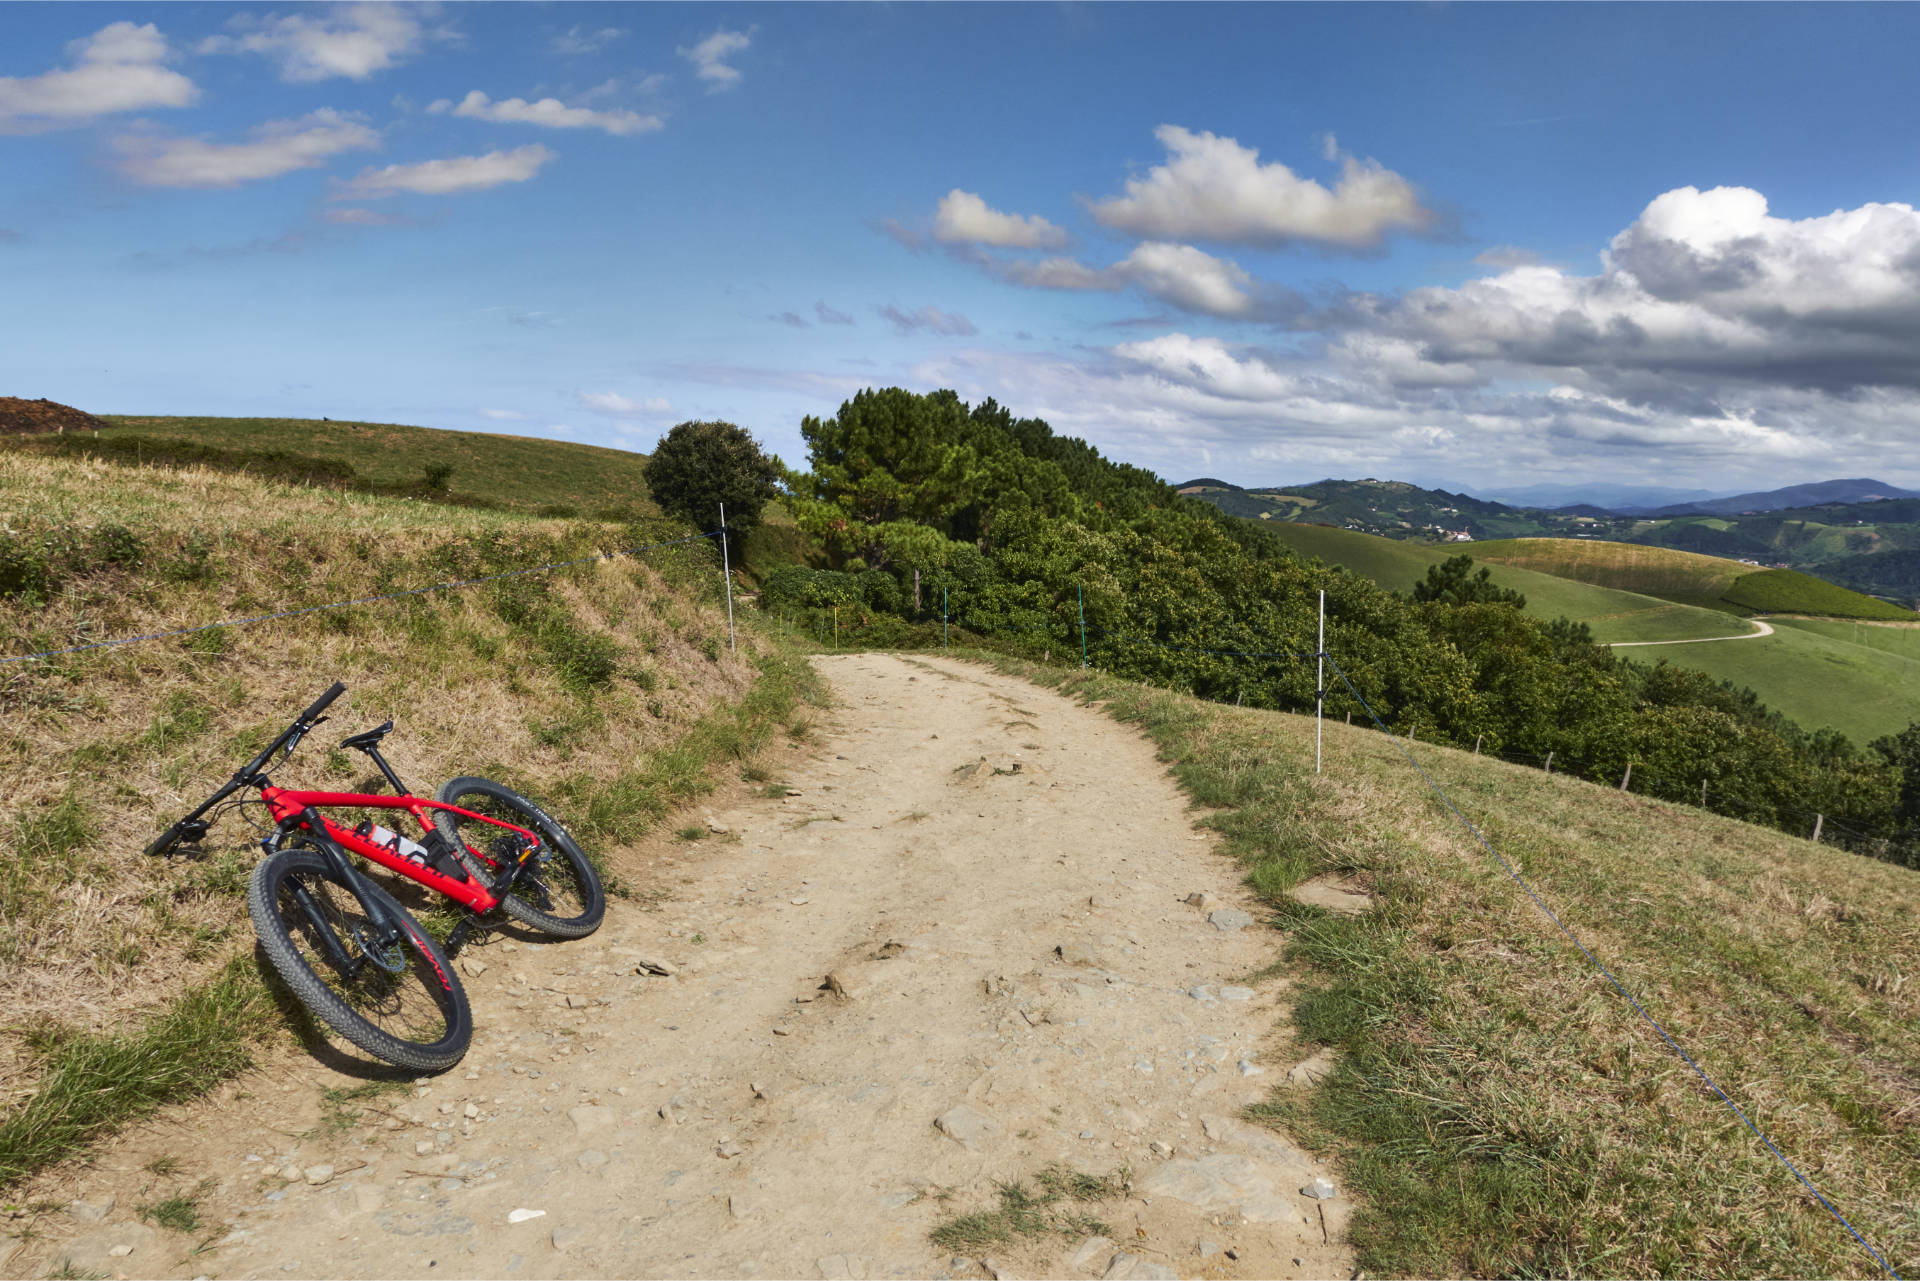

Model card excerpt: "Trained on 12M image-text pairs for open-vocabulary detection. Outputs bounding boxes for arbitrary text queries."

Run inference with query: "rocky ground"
[11,653,1355,1281]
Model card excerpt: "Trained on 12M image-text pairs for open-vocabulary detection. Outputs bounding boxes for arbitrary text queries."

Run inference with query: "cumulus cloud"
[1474,245,1540,269]
[1378,185,1920,396]
[552,25,625,56]
[1088,125,1433,249]
[880,305,977,337]
[200,3,440,82]
[815,302,855,326]
[111,109,378,188]
[932,189,1068,250]
[428,90,662,136]
[0,22,196,132]
[334,144,552,197]
[679,27,751,91]
[986,241,1307,321]
[576,390,672,417]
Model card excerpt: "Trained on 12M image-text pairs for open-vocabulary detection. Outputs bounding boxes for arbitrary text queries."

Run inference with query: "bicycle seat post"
[341,722,409,795]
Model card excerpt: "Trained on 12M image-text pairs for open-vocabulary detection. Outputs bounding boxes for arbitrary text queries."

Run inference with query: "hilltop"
[3,414,658,519]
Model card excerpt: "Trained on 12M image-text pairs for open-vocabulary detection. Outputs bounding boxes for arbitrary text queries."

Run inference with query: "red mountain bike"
[148,682,606,1071]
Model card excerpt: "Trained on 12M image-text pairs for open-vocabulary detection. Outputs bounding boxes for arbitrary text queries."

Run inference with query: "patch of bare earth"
[0,397,105,435]
[11,654,1349,1281]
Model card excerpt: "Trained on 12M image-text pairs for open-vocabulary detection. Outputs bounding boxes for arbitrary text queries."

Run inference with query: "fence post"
[942,587,948,649]
[718,503,736,656]
[1316,589,1325,776]
[1345,711,1351,725]
[1812,813,1824,843]
[914,567,922,614]
[1700,779,1708,808]
[1078,583,1087,669]
[1544,750,1553,775]
[1619,762,1632,791]
[1474,734,1482,756]
[833,605,838,645]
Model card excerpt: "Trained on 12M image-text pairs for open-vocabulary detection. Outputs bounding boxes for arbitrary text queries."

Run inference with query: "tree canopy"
[641,420,782,534]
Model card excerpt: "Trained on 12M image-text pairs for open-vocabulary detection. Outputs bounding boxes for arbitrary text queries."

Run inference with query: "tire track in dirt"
[17,654,1350,1281]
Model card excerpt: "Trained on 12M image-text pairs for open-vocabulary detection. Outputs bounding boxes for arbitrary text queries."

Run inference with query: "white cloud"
[932,190,1068,250]
[428,90,662,136]
[1088,125,1433,249]
[815,302,855,326]
[1474,245,1541,269]
[1379,186,1920,395]
[880,305,977,337]
[576,391,672,417]
[551,25,625,56]
[199,3,437,82]
[0,22,196,132]
[323,206,417,227]
[679,28,751,92]
[334,145,552,197]
[478,408,526,421]
[1113,242,1257,317]
[111,109,378,188]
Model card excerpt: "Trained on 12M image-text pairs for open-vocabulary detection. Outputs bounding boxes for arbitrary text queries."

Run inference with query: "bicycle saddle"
[340,721,395,752]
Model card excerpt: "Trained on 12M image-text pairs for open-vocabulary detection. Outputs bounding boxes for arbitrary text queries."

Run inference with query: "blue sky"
[6,3,1920,494]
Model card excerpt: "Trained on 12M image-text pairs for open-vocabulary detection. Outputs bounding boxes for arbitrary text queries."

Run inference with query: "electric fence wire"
[0,528,724,669]
[1321,649,1905,1281]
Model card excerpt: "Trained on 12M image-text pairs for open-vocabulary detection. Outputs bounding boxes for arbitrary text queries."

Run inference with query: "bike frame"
[261,787,542,914]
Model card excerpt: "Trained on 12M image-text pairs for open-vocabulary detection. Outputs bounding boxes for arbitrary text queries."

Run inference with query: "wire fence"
[766,587,1907,1278]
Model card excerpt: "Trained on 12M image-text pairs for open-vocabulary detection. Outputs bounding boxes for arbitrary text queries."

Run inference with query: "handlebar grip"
[144,822,184,858]
[299,682,347,723]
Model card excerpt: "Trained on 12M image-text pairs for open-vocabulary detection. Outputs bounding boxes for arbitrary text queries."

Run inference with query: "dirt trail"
[1608,617,1774,647]
[17,654,1348,1281]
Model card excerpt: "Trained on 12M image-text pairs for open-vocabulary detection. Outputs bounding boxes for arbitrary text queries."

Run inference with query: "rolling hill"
[1467,537,1915,620]
[1263,525,1920,743]
[5,414,659,518]
[1257,524,1751,644]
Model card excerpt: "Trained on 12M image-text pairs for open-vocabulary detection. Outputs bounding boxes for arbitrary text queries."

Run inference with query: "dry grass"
[971,649,1920,1279]
[0,451,769,1125]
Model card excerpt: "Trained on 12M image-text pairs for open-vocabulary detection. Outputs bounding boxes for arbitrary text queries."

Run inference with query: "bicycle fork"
[277,811,414,977]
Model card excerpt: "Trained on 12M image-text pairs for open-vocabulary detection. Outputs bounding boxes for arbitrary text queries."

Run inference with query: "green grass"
[928,1166,1123,1254]
[1264,524,1753,642]
[1473,537,1914,621]
[1725,568,1917,620]
[0,959,275,1186]
[1771,617,1920,661]
[1629,622,1920,744]
[21,415,658,518]
[963,650,1920,1279]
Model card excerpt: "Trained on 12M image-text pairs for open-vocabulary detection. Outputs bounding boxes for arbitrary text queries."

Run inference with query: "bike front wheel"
[432,777,606,939]
[247,841,472,1072]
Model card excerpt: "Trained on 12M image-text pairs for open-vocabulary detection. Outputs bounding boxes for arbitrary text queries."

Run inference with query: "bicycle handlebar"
[300,681,347,724]
[145,681,348,855]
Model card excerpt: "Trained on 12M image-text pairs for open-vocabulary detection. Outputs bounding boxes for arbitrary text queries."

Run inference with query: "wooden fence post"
[1812,814,1824,843]
[1544,751,1553,774]
[1474,734,1483,756]
[1619,762,1632,791]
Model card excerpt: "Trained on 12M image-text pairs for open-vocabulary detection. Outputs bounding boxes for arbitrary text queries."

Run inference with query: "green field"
[1263,524,1749,644]
[22,415,660,517]
[1265,524,1920,742]
[1472,536,1912,620]
[1624,623,1920,743]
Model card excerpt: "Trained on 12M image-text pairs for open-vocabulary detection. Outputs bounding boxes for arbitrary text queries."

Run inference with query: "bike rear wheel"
[432,777,605,939]
[247,841,472,1072]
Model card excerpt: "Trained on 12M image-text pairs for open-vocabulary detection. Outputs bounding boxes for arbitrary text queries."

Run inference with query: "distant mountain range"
[1616,478,1920,517]
[1469,482,1727,510]
[1174,474,1920,603]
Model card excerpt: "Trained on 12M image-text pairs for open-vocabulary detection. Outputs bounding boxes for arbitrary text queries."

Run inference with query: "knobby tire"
[432,777,605,939]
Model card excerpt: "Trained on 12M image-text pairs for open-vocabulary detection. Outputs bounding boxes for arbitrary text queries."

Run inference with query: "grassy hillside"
[1261,523,1750,644]
[1265,525,1920,742]
[1641,623,1920,744]
[1475,536,1915,620]
[10,415,660,519]
[980,652,1920,1278]
[0,447,820,1183]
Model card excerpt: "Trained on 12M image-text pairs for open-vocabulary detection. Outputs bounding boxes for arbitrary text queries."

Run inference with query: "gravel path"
[20,654,1349,1281]
[1609,617,1775,647]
